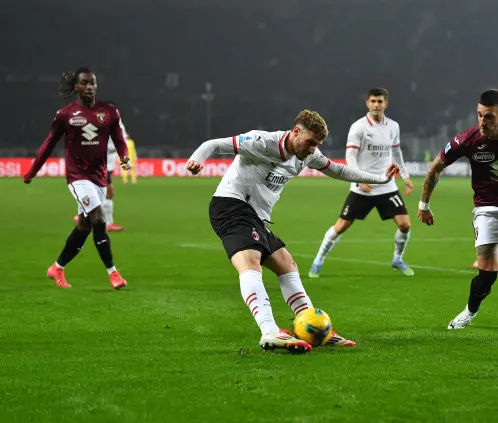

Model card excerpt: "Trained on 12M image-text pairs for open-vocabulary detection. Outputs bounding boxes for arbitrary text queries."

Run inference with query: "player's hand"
[384,163,400,181]
[120,156,131,170]
[403,178,414,196]
[359,184,372,193]
[186,160,203,175]
[23,174,32,184]
[417,209,435,226]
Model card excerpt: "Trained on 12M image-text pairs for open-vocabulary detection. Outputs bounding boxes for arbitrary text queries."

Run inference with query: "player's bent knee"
[231,249,262,273]
[398,222,411,232]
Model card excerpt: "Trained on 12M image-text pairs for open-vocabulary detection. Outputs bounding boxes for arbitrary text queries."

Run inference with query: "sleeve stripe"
[392,143,400,148]
[232,136,239,154]
[346,145,360,149]
[315,158,332,171]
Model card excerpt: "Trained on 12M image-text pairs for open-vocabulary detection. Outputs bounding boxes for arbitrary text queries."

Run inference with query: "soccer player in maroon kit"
[24,67,130,289]
[418,89,498,329]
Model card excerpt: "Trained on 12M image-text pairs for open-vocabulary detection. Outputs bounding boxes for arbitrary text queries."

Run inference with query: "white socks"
[315,226,341,264]
[103,199,114,225]
[279,272,313,315]
[240,270,280,335]
[393,229,410,262]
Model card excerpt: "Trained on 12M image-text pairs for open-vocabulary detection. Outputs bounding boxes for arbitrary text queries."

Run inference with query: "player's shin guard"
[393,229,410,261]
[103,199,114,225]
[315,227,341,263]
[57,227,91,267]
[468,269,497,313]
[240,270,280,335]
[278,272,313,315]
[92,221,114,269]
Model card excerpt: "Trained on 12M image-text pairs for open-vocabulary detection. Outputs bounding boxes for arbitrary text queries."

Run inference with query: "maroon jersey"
[440,125,498,207]
[26,100,129,187]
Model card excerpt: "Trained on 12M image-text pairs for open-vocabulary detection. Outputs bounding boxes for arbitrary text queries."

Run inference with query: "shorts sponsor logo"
[69,117,88,126]
[81,196,90,206]
[472,152,495,163]
[252,230,260,241]
[343,205,349,216]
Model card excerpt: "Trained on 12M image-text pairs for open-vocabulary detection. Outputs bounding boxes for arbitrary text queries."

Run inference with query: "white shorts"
[68,180,107,216]
[472,207,498,248]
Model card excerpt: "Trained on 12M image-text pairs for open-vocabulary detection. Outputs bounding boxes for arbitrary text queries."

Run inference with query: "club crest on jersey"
[96,112,107,123]
[69,117,88,126]
[81,196,90,206]
[251,230,260,241]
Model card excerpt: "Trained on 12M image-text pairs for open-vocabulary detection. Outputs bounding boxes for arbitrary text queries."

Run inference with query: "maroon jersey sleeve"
[110,107,129,159]
[440,128,474,166]
[25,110,66,180]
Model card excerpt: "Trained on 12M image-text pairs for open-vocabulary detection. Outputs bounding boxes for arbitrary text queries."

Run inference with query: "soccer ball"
[293,308,332,347]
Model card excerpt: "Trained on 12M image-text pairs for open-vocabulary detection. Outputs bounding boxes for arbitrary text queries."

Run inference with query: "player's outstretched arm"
[319,160,399,184]
[417,154,445,226]
[23,114,65,184]
[392,145,413,195]
[186,137,235,175]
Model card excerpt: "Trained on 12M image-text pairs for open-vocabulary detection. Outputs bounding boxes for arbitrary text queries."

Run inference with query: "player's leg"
[264,244,356,347]
[48,212,92,288]
[130,155,137,184]
[80,183,126,289]
[375,191,414,276]
[209,197,310,353]
[449,213,498,329]
[309,192,372,278]
[104,172,124,232]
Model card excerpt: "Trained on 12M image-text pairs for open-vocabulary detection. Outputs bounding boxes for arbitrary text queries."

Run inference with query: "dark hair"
[479,89,498,107]
[59,66,92,98]
[367,87,389,100]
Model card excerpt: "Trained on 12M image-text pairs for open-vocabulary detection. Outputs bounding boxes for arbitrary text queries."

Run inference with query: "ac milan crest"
[251,230,260,241]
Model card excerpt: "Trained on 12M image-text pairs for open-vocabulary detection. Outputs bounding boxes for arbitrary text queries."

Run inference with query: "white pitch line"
[178,243,476,275]
[288,237,471,245]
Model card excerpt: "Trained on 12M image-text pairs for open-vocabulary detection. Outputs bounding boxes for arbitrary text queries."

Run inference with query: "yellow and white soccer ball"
[293,308,332,347]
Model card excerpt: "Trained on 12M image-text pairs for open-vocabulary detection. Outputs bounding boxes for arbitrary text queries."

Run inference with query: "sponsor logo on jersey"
[238,135,252,143]
[477,144,487,150]
[97,112,107,123]
[72,111,82,116]
[367,144,391,151]
[472,152,495,163]
[264,171,291,192]
[69,117,88,126]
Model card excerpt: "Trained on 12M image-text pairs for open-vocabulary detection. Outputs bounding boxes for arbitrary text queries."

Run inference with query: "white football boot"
[448,306,477,330]
[259,332,312,354]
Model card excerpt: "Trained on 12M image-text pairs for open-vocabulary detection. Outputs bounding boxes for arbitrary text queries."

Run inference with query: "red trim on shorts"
[279,132,289,161]
[315,158,332,171]
[233,136,239,154]
[70,182,87,214]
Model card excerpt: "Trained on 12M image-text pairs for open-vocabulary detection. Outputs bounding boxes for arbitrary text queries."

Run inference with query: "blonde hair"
[293,110,329,141]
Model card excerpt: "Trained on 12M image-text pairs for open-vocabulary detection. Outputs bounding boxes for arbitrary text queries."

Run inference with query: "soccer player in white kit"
[309,88,415,278]
[186,110,399,353]
[103,104,129,231]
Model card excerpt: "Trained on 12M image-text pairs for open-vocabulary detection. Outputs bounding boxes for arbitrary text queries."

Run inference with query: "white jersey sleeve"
[346,122,363,149]
[391,123,410,179]
[233,130,286,161]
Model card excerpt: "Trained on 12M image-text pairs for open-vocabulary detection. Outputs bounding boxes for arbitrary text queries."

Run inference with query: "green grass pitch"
[1,176,497,423]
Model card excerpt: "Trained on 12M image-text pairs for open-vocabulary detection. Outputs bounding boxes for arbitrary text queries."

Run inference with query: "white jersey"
[214,130,331,223]
[107,119,128,172]
[346,115,403,196]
